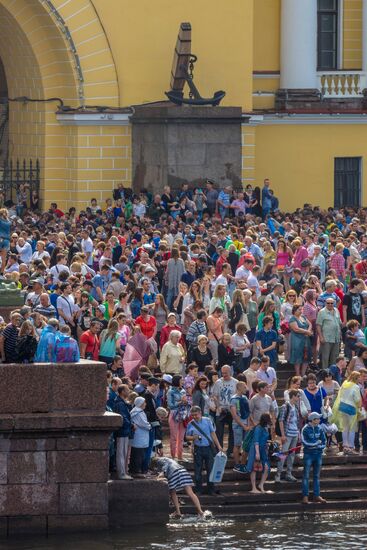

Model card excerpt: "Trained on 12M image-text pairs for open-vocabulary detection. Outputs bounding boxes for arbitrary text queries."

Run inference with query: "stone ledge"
[0,412,121,433]
[0,362,107,414]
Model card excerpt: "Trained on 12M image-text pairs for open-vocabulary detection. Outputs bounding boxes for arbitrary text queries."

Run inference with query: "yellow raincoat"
[331,381,361,432]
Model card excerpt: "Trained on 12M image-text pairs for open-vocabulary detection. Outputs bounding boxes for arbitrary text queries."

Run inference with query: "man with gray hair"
[317,279,340,309]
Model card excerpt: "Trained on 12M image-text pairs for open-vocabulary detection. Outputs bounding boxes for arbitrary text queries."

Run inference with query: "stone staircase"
[175,363,367,516]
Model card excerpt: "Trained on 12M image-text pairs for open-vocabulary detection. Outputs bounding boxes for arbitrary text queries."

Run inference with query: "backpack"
[275,402,291,437]
[15,335,38,363]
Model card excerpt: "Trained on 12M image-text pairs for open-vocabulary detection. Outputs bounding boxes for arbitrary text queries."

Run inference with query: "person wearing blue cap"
[301,412,327,505]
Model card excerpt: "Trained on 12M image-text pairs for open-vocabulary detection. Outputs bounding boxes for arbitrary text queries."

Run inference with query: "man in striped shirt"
[0,312,22,363]
[275,390,300,483]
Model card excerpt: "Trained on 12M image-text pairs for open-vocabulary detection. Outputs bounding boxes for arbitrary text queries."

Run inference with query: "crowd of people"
[0,178,367,507]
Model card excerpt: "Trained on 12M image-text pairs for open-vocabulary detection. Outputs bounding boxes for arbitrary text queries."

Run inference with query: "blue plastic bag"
[209,451,228,483]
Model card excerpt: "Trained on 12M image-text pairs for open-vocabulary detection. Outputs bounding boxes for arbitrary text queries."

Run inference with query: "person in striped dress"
[151,456,204,518]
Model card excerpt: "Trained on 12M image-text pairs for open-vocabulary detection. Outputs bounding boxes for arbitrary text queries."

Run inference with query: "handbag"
[338,401,357,416]
[300,400,308,418]
[253,460,263,472]
[357,407,367,421]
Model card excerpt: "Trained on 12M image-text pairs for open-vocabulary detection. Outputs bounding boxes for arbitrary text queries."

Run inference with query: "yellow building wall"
[92,0,254,111]
[255,123,367,211]
[253,0,280,72]
[343,0,362,69]
[66,124,131,211]
[241,125,256,188]
[252,0,280,110]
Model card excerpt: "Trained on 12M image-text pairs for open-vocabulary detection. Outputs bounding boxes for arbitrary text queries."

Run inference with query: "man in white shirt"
[81,230,94,267]
[57,282,77,327]
[256,356,277,394]
[214,263,231,288]
[16,237,33,264]
[49,254,70,283]
[235,258,253,282]
[246,265,261,298]
[244,357,261,393]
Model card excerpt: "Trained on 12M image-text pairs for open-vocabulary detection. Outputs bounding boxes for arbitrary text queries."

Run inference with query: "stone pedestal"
[0,361,121,537]
[131,103,244,195]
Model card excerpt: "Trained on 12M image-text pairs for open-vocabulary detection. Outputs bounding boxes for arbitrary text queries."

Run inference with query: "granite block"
[51,363,106,412]
[0,484,58,516]
[59,483,108,515]
[47,450,108,483]
[8,452,46,484]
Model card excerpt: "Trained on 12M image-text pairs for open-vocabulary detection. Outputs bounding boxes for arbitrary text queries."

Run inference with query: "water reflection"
[1,513,366,550]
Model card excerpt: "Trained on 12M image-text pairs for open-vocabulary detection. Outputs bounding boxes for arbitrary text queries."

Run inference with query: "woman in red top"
[79,321,100,360]
[135,305,157,339]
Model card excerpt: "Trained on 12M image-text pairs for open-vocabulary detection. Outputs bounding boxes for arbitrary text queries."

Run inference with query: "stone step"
[176,498,367,516]
[196,475,367,493]
[215,463,367,482]
[180,454,367,472]
[179,487,367,506]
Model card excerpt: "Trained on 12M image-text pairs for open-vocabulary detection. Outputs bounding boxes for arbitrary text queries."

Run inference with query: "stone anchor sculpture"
[165,22,226,106]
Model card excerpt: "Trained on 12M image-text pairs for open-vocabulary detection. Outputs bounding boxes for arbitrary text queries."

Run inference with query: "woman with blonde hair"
[257,300,280,331]
[99,319,121,367]
[209,283,230,318]
[332,371,362,454]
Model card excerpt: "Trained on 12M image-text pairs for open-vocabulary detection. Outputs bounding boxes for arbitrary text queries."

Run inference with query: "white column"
[363,0,367,73]
[280,0,318,89]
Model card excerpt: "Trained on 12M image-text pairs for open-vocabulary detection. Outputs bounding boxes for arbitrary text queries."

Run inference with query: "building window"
[334,157,361,208]
[318,0,338,70]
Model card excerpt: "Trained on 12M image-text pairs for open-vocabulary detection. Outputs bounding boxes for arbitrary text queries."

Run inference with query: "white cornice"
[242,114,367,126]
[56,113,130,126]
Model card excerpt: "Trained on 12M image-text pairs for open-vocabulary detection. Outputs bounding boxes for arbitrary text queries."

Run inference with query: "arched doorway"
[0,0,120,210]
[0,0,79,207]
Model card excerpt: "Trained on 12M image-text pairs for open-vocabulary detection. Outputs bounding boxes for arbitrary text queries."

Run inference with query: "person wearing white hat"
[130,396,151,477]
[301,412,327,505]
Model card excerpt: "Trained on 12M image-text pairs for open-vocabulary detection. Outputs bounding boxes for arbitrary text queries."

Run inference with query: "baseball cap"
[162,374,172,384]
[308,412,322,421]
[97,304,106,314]
[145,266,156,273]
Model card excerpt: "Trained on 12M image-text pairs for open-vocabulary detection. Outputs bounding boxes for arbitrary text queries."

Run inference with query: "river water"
[1,513,366,550]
